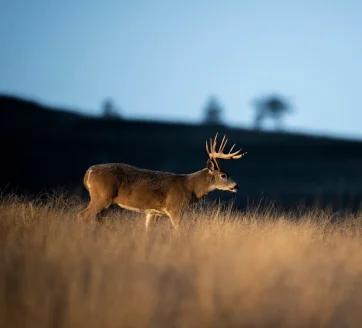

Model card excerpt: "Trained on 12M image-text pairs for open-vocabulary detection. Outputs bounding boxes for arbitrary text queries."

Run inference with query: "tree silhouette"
[203,96,224,125]
[102,98,121,120]
[252,94,293,130]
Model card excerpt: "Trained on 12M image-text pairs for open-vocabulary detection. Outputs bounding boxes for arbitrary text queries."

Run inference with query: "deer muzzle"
[230,184,238,192]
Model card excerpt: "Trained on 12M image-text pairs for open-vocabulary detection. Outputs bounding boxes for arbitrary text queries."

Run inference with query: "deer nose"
[234,184,239,190]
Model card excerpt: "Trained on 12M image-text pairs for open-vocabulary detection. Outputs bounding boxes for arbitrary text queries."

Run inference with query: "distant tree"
[252,94,293,130]
[203,96,224,125]
[102,98,121,119]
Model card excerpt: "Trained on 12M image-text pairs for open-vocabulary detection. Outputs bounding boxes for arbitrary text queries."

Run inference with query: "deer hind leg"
[169,216,181,231]
[166,209,183,232]
[145,214,159,231]
[78,196,112,222]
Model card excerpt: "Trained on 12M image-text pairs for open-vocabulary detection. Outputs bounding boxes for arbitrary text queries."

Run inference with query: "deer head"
[205,133,247,192]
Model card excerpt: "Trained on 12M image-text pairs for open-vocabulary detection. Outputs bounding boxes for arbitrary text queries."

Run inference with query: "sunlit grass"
[1,194,362,327]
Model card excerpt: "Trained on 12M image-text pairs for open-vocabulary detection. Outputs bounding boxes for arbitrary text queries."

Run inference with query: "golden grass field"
[1,194,362,328]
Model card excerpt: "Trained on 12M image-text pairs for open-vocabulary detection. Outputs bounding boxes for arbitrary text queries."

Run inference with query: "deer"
[78,133,247,230]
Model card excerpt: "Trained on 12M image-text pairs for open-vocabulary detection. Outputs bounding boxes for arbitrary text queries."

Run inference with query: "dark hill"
[1,94,362,211]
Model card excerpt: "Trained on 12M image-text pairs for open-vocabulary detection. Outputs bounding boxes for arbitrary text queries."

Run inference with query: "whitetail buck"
[78,133,247,230]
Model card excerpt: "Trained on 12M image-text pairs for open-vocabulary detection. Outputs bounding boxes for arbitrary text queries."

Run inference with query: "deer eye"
[221,173,227,179]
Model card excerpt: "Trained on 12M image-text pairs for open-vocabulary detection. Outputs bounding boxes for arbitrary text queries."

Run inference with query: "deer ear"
[207,159,216,172]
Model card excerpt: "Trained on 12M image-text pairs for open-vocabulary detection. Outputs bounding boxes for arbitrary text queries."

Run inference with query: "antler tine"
[218,134,225,152]
[212,132,218,153]
[230,149,243,157]
[209,138,213,155]
[218,135,228,153]
[228,143,235,154]
[205,140,210,155]
[232,151,247,159]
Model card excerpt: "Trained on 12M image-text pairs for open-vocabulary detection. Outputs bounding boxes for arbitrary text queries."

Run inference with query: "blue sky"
[1,0,362,139]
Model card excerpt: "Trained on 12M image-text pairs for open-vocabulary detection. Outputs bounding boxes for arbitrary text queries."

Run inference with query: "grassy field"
[1,195,362,328]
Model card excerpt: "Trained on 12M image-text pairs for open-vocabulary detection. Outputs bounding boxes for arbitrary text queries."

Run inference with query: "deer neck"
[187,169,215,199]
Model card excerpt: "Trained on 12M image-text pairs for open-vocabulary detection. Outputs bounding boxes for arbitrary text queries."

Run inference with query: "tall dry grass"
[1,194,362,328]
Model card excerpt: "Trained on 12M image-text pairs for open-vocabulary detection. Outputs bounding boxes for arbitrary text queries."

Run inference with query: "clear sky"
[1,0,362,139]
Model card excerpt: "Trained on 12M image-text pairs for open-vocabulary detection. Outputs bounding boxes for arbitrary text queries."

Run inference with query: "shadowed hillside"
[1,94,362,211]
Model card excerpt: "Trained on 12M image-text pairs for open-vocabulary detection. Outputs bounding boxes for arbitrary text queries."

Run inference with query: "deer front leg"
[167,207,185,232]
[145,214,159,231]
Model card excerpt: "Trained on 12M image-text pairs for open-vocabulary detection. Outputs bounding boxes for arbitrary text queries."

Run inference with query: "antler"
[205,132,247,160]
